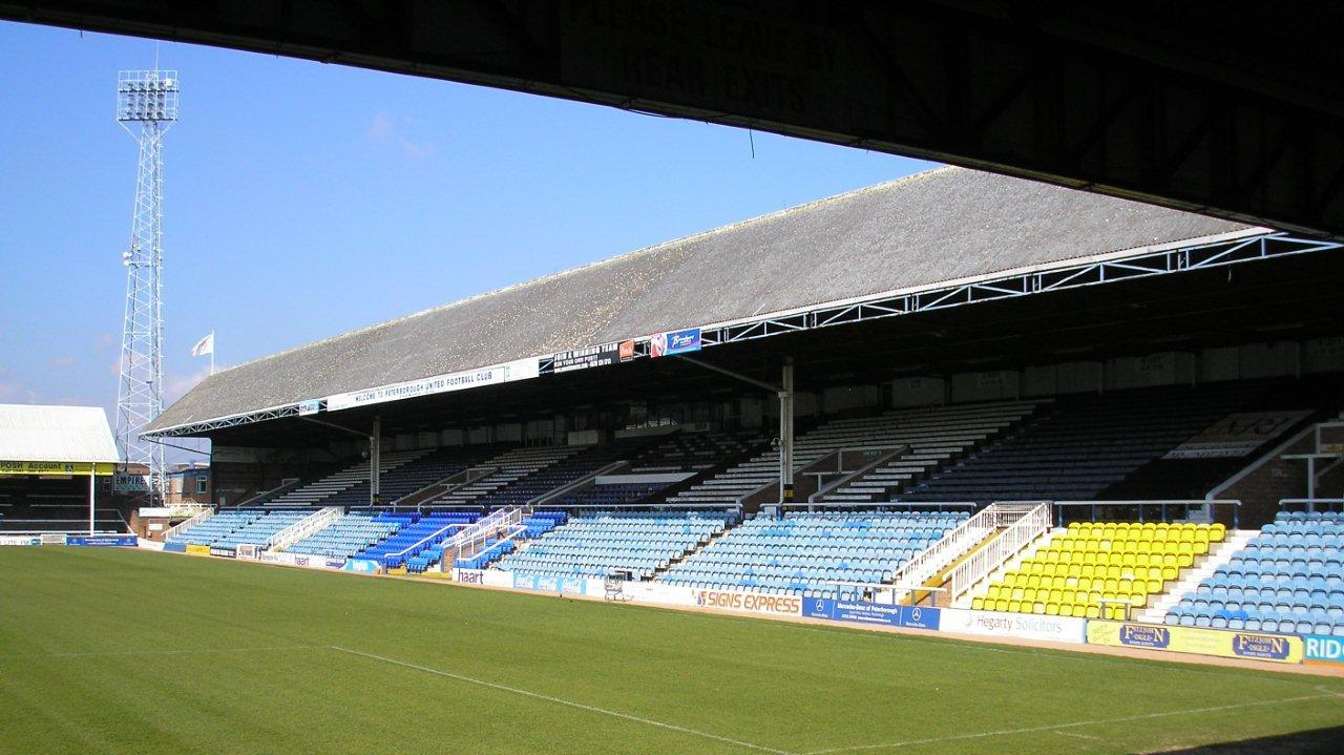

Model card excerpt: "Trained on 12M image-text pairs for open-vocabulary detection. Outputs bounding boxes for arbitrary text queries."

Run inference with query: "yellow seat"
[1129,592,1147,608]
[972,597,985,610]
[1086,604,1100,619]
[1008,600,1023,613]
[1033,602,1046,615]
[1210,522,1226,541]
[1046,603,1060,616]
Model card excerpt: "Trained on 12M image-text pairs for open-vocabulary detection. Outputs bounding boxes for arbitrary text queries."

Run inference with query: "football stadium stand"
[899,383,1280,504]
[284,510,402,560]
[1167,511,1344,635]
[496,509,737,580]
[314,446,493,507]
[668,401,1039,507]
[968,520,1227,619]
[659,510,968,598]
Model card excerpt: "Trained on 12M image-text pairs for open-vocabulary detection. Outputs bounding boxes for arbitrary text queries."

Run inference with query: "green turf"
[2,548,1342,754]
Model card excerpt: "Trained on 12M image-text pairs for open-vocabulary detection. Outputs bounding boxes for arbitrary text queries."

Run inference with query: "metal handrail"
[881,504,1000,603]
[948,501,1052,603]
[778,501,977,510]
[1278,497,1344,513]
[1052,499,1242,528]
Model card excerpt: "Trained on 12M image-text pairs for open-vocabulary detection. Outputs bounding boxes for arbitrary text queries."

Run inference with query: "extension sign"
[0,535,40,546]
[940,609,1087,644]
[1087,621,1303,664]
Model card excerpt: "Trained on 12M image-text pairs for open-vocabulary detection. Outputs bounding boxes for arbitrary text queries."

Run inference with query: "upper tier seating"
[431,445,580,506]
[496,509,737,580]
[551,481,671,508]
[970,521,1226,619]
[210,509,310,549]
[317,447,493,507]
[465,442,642,509]
[285,511,402,560]
[659,510,967,598]
[265,449,432,506]
[900,383,1260,504]
[669,401,1038,507]
[358,511,478,568]
[1167,511,1344,635]
[627,431,762,474]
[165,509,260,546]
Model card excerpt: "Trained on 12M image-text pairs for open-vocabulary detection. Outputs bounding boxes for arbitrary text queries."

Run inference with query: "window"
[196,477,208,495]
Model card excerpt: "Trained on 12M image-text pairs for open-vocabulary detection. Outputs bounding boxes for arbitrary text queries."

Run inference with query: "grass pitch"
[2,548,1343,754]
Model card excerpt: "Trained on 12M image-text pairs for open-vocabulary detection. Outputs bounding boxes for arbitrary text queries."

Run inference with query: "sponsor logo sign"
[512,573,588,595]
[185,544,211,556]
[325,356,540,412]
[1087,621,1302,664]
[163,541,187,553]
[941,609,1087,644]
[0,460,118,476]
[343,558,381,574]
[1165,410,1311,459]
[801,598,942,630]
[618,340,636,361]
[236,544,258,560]
[297,399,321,416]
[209,546,236,558]
[651,328,701,358]
[1118,624,1170,649]
[1304,634,1344,665]
[550,343,620,373]
[65,535,138,547]
[0,535,41,546]
[692,589,800,616]
[456,568,485,585]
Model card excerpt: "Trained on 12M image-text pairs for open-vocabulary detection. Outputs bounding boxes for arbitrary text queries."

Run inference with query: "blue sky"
[0,21,933,431]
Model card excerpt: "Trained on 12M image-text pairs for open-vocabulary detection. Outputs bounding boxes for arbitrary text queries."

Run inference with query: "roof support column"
[88,469,96,535]
[779,357,794,514]
[370,416,381,506]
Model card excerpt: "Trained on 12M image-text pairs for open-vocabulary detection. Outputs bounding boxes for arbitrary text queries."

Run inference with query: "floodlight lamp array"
[116,70,179,123]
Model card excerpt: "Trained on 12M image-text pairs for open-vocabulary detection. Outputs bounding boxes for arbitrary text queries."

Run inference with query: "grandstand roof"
[0,404,120,463]
[149,166,1252,433]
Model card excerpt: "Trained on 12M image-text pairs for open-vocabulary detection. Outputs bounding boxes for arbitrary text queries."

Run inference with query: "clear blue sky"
[0,21,934,431]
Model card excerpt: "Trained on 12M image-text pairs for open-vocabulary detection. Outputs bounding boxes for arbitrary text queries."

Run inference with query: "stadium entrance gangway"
[1052,500,1242,529]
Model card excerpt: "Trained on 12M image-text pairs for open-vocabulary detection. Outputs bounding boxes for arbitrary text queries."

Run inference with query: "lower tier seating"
[286,511,402,559]
[659,510,967,599]
[971,520,1226,619]
[165,509,260,546]
[496,509,736,580]
[1167,511,1344,635]
[358,511,478,568]
[211,510,309,549]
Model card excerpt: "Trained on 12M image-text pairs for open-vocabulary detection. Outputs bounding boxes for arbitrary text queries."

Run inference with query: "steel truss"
[144,231,1340,439]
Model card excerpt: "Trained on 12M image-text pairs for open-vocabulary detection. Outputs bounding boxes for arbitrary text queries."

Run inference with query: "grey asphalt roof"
[149,166,1251,431]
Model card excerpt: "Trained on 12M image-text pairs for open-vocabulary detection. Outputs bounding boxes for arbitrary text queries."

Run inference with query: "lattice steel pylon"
[114,69,178,502]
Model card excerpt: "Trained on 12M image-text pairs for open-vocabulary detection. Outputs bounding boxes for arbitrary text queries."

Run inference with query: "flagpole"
[209,330,215,375]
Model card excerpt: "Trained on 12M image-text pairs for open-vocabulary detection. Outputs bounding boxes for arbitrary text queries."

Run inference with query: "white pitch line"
[803,693,1341,754]
[329,645,792,754]
[0,645,322,661]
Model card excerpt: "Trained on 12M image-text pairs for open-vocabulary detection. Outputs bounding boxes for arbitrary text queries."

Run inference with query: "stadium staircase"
[264,450,433,506]
[267,507,343,551]
[887,502,1047,605]
[1138,529,1254,623]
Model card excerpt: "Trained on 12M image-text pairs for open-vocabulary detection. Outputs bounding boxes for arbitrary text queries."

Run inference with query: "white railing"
[445,506,528,564]
[268,507,342,551]
[947,501,1051,603]
[881,503,1003,603]
[162,507,213,541]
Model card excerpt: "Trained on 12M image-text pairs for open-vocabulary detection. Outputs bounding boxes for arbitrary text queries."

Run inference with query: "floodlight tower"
[114,69,178,502]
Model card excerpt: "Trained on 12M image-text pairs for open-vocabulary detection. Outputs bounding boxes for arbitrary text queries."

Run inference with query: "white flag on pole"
[190,331,214,357]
